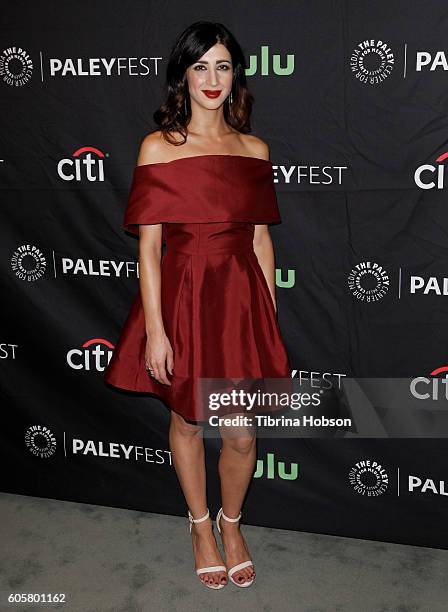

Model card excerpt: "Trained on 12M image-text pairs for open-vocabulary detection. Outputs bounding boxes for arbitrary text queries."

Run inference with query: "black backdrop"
[1,1,447,550]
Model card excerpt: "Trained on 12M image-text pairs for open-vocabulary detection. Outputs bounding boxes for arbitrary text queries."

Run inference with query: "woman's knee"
[170,410,203,436]
[221,433,256,455]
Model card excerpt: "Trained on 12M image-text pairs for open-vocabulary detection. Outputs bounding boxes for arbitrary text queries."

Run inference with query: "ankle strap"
[188,508,210,525]
[219,507,242,522]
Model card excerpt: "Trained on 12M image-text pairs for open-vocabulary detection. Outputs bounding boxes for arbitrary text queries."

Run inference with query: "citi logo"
[58,146,107,182]
[414,151,448,189]
[67,338,113,372]
[253,452,298,480]
[246,45,294,76]
[410,365,448,401]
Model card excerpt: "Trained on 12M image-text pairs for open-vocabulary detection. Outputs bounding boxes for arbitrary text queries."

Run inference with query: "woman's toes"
[238,568,253,583]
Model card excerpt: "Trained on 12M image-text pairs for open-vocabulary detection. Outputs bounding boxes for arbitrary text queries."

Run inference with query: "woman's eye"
[193,64,231,70]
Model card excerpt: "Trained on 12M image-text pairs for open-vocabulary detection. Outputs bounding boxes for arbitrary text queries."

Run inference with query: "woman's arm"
[135,132,173,384]
[139,224,173,385]
[253,224,277,314]
[139,224,164,336]
[246,136,278,313]
[136,133,166,337]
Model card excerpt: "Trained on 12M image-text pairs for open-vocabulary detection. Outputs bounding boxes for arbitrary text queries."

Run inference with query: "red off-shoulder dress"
[104,154,291,422]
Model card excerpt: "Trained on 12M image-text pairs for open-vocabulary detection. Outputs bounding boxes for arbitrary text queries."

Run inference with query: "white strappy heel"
[188,508,227,589]
[216,507,255,587]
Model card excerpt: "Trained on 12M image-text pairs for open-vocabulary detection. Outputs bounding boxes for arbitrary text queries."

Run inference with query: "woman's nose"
[206,71,218,86]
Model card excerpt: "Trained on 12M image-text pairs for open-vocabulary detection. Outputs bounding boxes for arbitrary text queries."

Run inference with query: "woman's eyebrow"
[195,59,231,64]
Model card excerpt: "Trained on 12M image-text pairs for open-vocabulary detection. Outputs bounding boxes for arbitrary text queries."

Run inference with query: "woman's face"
[186,43,233,110]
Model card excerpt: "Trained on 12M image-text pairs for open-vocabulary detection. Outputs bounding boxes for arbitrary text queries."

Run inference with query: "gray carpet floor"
[0,492,446,612]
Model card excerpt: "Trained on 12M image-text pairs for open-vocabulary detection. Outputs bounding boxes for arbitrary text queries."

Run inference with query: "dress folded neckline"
[135,153,273,169]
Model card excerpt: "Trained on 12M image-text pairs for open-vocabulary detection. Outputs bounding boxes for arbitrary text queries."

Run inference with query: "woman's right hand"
[145,331,174,386]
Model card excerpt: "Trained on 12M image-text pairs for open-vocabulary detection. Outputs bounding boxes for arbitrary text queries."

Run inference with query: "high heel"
[188,508,227,589]
[216,507,255,587]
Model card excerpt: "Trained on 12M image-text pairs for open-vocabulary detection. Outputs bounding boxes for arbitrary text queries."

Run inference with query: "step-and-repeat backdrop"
[2,1,447,549]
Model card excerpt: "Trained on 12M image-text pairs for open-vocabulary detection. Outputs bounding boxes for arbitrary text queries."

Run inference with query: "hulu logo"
[276,268,295,288]
[254,452,299,480]
[246,46,295,76]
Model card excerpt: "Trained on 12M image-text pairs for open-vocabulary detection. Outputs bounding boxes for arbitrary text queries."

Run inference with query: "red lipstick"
[203,90,222,98]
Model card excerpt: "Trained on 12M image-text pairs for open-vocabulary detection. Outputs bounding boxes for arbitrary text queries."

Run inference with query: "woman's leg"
[169,410,227,587]
[218,414,257,585]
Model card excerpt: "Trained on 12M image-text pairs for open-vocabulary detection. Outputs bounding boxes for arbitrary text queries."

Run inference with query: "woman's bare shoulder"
[136,130,184,166]
[239,133,270,161]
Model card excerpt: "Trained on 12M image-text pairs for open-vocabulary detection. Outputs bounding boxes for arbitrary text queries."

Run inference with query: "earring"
[184,97,187,115]
[229,90,233,105]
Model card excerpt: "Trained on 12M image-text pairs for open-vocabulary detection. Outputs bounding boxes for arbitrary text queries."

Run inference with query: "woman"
[104,21,291,589]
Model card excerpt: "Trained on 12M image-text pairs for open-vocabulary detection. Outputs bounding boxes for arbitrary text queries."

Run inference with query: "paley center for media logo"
[350,39,395,85]
[348,260,448,302]
[350,40,448,83]
[0,46,161,86]
[0,46,33,86]
[10,243,138,281]
[347,261,390,302]
[349,459,389,496]
[25,425,57,459]
[24,424,172,464]
[11,244,47,282]
[349,458,447,497]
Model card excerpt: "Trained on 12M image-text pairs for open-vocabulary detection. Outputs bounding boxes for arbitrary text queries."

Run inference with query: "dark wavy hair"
[153,21,254,145]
